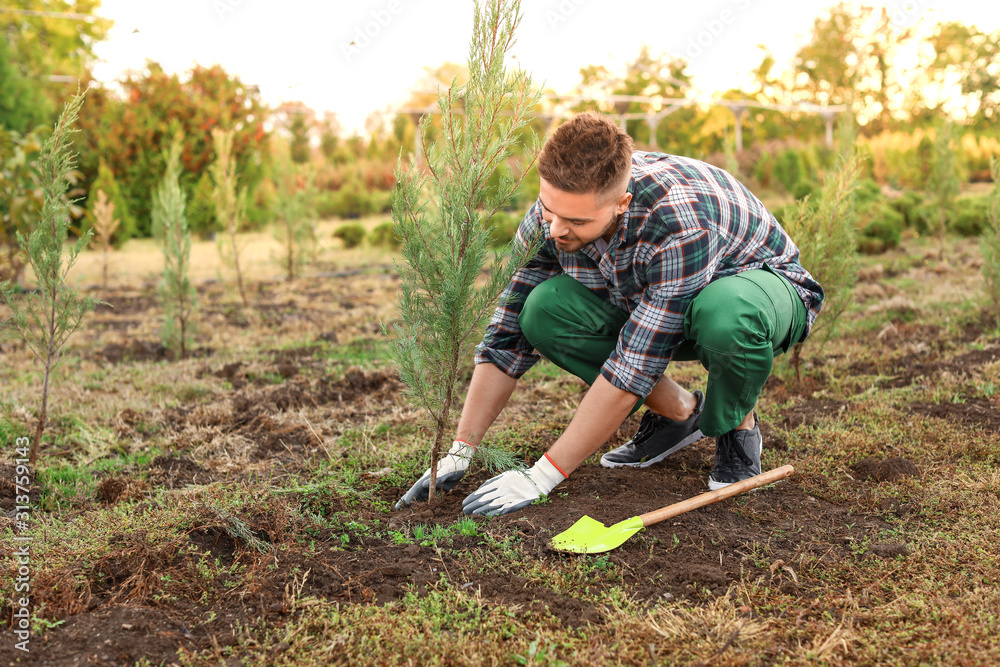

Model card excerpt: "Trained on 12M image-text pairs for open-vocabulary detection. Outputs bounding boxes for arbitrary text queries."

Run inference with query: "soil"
[0,266,987,665]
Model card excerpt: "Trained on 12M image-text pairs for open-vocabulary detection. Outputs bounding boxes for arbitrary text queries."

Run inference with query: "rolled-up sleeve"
[600,227,716,397]
[475,203,561,378]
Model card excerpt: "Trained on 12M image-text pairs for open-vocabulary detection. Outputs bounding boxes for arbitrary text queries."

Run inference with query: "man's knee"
[686,285,771,354]
[519,278,565,349]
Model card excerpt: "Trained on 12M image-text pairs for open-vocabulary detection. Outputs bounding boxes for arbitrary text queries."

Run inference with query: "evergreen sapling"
[152,137,198,358]
[210,127,250,308]
[0,92,99,465]
[90,188,119,296]
[981,156,1000,322]
[389,0,542,501]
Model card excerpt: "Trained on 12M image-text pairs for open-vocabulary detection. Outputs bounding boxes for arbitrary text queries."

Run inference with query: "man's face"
[538,178,632,254]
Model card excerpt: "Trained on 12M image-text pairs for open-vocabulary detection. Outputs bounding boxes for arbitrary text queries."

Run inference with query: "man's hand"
[462,454,566,517]
[396,440,475,508]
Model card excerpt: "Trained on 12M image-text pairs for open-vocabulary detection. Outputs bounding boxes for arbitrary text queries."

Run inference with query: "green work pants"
[518,268,807,436]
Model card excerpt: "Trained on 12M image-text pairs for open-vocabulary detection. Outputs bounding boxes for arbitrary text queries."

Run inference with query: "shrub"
[888,190,924,228]
[792,180,816,200]
[369,221,400,249]
[950,196,991,237]
[83,160,136,248]
[488,211,520,248]
[334,223,366,248]
[186,172,218,238]
[858,203,904,254]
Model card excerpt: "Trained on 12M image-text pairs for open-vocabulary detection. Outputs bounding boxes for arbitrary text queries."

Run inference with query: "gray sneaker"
[601,391,705,468]
[708,413,762,490]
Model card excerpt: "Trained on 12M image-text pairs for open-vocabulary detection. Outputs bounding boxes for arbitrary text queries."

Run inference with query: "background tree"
[0,91,99,465]
[152,137,197,358]
[981,157,1000,322]
[211,128,250,308]
[926,119,961,257]
[89,188,118,295]
[0,127,45,283]
[272,161,318,281]
[74,63,269,237]
[390,0,541,501]
[927,22,1000,128]
[81,159,135,247]
[782,147,864,378]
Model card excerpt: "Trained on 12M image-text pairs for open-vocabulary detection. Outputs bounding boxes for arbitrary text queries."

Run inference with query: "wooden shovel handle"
[639,465,794,528]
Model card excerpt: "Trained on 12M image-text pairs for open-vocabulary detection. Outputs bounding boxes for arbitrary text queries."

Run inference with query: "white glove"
[462,454,566,517]
[396,440,475,508]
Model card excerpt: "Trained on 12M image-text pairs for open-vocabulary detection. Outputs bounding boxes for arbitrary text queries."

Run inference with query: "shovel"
[549,465,794,554]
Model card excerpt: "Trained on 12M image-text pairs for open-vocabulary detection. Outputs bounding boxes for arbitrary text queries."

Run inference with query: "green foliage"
[858,203,904,254]
[320,176,392,219]
[369,221,401,249]
[488,211,520,248]
[152,136,198,358]
[950,196,991,237]
[927,120,961,252]
[980,157,1000,316]
[272,162,318,280]
[82,160,135,248]
[0,91,100,464]
[782,149,863,352]
[74,63,268,237]
[210,127,250,307]
[333,223,366,249]
[0,37,51,134]
[186,172,217,239]
[889,190,925,228]
[390,0,542,500]
[0,126,45,283]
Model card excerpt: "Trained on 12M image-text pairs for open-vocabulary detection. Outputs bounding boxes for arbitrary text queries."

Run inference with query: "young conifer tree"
[928,119,961,258]
[980,157,1000,322]
[782,149,863,380]
[90,188,119,296]
[211,128,250,307]
[272,162,318,281]
[0,92,99,465]
[152,137,197,358]
[390,0,541,501]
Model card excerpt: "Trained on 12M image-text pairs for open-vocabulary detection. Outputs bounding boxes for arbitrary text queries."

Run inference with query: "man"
[397,112,823,517]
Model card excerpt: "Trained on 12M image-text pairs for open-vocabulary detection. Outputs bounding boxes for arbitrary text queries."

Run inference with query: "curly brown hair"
[537,112,634,201]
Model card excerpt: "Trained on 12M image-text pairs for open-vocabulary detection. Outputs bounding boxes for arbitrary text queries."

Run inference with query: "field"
[1,222,999,666]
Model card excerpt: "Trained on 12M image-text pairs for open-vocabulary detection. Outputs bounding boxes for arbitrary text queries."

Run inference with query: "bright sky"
[90,0,1000,135]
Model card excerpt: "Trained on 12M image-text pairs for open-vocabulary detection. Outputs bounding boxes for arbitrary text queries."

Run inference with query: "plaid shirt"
[475,151,824,398]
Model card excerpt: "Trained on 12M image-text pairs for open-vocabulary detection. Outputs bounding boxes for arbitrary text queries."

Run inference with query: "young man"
[397,112,823,517]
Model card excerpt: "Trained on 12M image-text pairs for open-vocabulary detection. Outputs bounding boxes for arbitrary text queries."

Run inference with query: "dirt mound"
[850,457,920,482]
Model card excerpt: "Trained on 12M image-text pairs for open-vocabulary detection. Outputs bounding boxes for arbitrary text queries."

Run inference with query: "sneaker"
[601,391,705,468]
[708,413,762,490]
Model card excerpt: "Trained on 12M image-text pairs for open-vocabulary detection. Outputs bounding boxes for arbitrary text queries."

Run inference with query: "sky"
[89,0,1000,135]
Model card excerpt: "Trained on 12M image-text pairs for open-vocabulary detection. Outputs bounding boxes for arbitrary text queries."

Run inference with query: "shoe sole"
[600,429,704,469]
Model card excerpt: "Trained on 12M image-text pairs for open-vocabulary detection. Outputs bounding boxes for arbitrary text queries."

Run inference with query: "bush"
[888,190,924,228]
[369,221,400,249]
[774,149,804,194]
[950,196,991,237]
[334,223,366,248]
[854,178,883,209]
[488,211,521,248]
[83,160,136,247]
[858,203,904,254]
[792,180,816,200]
[186,172,217,238]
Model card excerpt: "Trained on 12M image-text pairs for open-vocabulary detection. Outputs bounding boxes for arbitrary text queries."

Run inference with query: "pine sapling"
[782,149,864,381]
[928,119,960,259]
[0,92,99,465]
[389,0,542,501]
[981,156,1000,323]
[272,162,318,281]
[211,128,249,307]
[152,137,198,358]
[90,188,119,296]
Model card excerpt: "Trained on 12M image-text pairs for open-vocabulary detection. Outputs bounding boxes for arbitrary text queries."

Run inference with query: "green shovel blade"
[548,515,645,554]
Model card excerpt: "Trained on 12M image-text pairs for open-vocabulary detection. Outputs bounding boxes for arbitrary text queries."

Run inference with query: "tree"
[0,1,110,128]
[926,22,1000,128]
[981,157,1000,321]
[152,137,197,358]
[0,126,45,283]
[74,63,268,236]
[89,188,118,295]
[81,160,135,247]
[390,0,541,501]
[272,162,318,281]
[0,91,99,465]
[782,148,864,379]
[210,128,250,308]
[926,119,960,257]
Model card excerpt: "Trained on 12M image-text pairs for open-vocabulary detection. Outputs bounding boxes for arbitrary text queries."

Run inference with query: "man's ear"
[616,191,632,215]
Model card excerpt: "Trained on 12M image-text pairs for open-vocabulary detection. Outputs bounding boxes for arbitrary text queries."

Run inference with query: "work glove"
[462,453,566,517]
[396,440,475,509]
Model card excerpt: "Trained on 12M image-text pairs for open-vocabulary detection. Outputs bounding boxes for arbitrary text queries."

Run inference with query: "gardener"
[397,111,823,517]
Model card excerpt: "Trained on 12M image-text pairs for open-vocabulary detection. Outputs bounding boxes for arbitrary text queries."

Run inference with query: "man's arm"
[546,374,637,475]
[455,362,518,447]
